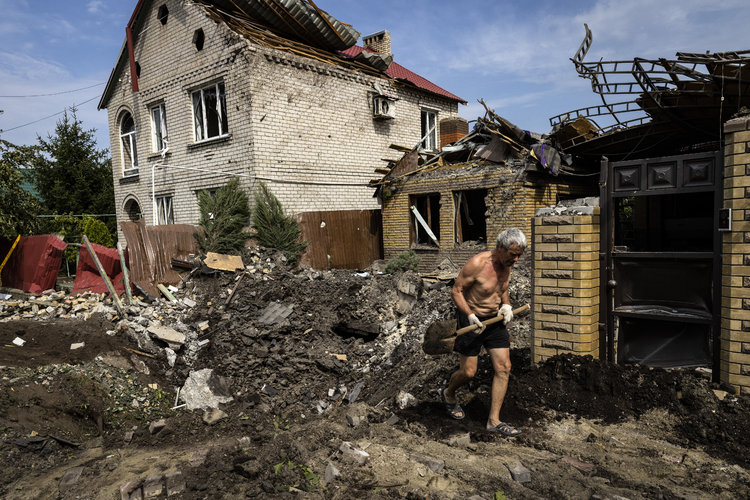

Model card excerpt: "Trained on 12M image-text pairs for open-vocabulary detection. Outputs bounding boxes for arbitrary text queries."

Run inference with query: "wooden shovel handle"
[455,304,530,336]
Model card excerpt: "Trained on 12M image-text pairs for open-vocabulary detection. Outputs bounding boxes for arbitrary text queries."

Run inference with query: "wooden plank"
[157,283,177,302]
[117,243,133,305]
[81,235,123,315]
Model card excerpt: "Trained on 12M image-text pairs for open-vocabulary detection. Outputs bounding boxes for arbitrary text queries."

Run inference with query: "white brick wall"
[104,0,459,239]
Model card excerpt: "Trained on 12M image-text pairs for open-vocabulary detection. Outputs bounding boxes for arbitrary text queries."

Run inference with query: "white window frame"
[150,102,168,153]
[191,81,228,142]
[155,195,174,225]
[420,109,437,151]
[120,112,138,176]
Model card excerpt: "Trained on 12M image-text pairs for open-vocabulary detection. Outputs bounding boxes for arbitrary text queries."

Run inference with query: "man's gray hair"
[496,228,527,250]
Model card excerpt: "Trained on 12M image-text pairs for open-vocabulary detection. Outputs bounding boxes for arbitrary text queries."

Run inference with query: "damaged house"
[98,0,465,268]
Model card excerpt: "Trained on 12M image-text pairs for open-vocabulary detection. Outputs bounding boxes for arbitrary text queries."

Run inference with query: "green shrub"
[195,178,252,254]
[41,214,114,268]
[385,250,420,273]
[252,182,307,265]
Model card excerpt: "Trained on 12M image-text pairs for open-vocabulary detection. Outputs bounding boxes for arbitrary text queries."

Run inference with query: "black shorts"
[453,310,510,356]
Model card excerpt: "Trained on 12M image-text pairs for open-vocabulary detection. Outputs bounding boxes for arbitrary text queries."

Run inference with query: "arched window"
[120,112,138,176]
[124,198,142,221]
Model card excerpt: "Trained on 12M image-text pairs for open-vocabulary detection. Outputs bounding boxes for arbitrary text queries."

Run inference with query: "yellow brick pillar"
[721,116,750,396]
[532,209,600,363]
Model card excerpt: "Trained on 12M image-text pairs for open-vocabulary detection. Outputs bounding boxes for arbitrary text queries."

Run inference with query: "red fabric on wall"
[0,235,67,293]
[72,243,126,295]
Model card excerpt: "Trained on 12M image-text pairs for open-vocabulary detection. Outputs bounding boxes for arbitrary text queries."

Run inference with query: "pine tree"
[253,182,307,265]
[195,178,251,254]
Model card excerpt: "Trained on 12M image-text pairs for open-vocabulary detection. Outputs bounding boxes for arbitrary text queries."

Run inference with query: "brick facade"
[720,116,750,395]
[382,164,593,272]
[102,0,459,240]
[531,210,600,363]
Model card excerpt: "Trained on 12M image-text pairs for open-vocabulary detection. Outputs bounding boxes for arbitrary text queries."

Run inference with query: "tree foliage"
[41,215,115,267]
[252,182,307,265]
[0,139,41,238]
[195,178,252,254]
[29,109,115,235]
[385,250,420,273]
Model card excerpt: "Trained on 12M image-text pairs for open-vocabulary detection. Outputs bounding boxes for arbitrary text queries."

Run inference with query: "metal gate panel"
[601,151,722,372]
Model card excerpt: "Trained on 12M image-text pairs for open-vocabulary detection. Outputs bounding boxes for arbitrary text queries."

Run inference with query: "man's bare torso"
[453,250,511,316]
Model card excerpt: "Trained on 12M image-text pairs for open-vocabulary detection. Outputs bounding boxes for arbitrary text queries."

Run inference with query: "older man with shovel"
[439,227,526,436]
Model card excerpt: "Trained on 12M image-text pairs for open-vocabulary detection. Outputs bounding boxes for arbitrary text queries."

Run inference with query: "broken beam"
[81,236,123,316]
[374,168,391,175]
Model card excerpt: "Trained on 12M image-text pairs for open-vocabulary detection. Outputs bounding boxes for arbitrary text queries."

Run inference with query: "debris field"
[1,249,749,499]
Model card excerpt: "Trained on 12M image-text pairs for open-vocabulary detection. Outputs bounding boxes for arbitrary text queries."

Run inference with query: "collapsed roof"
[99,0,464,109]
[548,24,750,162]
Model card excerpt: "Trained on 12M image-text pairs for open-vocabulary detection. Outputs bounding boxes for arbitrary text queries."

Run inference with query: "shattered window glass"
[150,103,168,152]
[192,82,228,142]
[156,195,174,225]
[119,112,138,175]
[421,109,437,151]
[411,193,440,246]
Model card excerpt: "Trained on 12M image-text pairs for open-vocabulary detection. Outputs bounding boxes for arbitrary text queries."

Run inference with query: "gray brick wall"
[104,0,459,240]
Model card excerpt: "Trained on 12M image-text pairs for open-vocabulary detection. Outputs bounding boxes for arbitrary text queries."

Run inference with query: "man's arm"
[451,256,480,315]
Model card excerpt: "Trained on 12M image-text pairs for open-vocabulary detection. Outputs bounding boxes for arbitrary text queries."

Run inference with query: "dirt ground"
[1,254,750,499]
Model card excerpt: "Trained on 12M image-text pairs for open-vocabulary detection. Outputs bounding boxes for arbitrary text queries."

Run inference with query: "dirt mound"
[1,256,749,498]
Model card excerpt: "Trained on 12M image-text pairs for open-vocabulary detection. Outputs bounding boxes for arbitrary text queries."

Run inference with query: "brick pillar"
[532,210,600,363]
[439,117,468,149]
[721,116,750,396]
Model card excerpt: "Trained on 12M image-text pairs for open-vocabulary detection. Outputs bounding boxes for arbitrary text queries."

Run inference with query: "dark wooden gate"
[600,151,723,372]
[297,210,382,270]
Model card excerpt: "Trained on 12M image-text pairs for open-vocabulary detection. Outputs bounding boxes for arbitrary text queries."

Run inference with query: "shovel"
[422,304,530,356]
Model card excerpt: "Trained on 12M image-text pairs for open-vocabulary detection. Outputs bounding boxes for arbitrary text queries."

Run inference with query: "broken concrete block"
[507,461,531,483]
[147,325,185,348]
[164,348,177,368]
[149,419,167,435]
[70,342,85,350]
[59,466,84,493]
[12,337,25,346]
[182,298,197,308]
[165,471,186,496]
[396,390,417,409]
[119,481,141,500]
[385,413,399,425]
[142,474,164,498]
[324,462,340,484]
[339,441,370,465]
[346,414,362,427]
[411,452,445,473]
[203,408,228,425]
[180,369,233,410]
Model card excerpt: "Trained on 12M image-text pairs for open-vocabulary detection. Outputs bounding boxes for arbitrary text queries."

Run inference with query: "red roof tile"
[339,46,465,103]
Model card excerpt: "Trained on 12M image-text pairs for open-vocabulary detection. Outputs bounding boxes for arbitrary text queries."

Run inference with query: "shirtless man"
[439,227,526,436]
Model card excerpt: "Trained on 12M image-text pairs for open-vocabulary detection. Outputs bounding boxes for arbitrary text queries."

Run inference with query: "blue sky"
[1,0,749,154]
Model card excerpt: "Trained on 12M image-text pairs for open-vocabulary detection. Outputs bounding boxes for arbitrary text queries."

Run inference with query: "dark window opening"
[410,193,440,246]
[614,192,713,252]
[124,199,142,221]
[454,189,487,245]
[193,29,205,51]
[157,5,169,25]
[135,61,141,78]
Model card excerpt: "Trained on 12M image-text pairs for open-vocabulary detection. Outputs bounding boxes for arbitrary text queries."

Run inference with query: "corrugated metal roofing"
[340,46,465,103]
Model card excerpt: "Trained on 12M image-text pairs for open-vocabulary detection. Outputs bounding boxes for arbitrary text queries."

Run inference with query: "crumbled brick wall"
[104,0,458,241]
[381,166,594,272]
[531,210,600,363]
[721,116,750,396]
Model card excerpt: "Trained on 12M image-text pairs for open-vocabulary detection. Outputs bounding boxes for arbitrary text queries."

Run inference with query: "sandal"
[439,388,465,420]
[486,422,522,437]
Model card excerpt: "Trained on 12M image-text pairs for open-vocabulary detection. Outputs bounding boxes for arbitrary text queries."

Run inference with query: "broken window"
[156,195,174,225]
[410,193,440,247]
[124,198,142,221]
[193,28,205,51]
[119,112,138,176]
[454,189,487,245]
[157,5,169,25]
[150,102,168,152]
[421,109,437,151]
[192,81,228,142]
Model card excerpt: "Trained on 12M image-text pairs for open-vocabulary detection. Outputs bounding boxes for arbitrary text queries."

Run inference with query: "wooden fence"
[297,210,382,270]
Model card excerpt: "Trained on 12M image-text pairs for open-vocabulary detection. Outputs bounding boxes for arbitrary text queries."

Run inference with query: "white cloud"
[87,1,104,14]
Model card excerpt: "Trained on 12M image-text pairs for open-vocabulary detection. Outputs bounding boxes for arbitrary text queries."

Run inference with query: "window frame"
[410,193,441,247]
[149,102,168,153]
[420,109,438,151]
[119,111,138,177]
[155,194,174,225]
[191,81,228,143]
